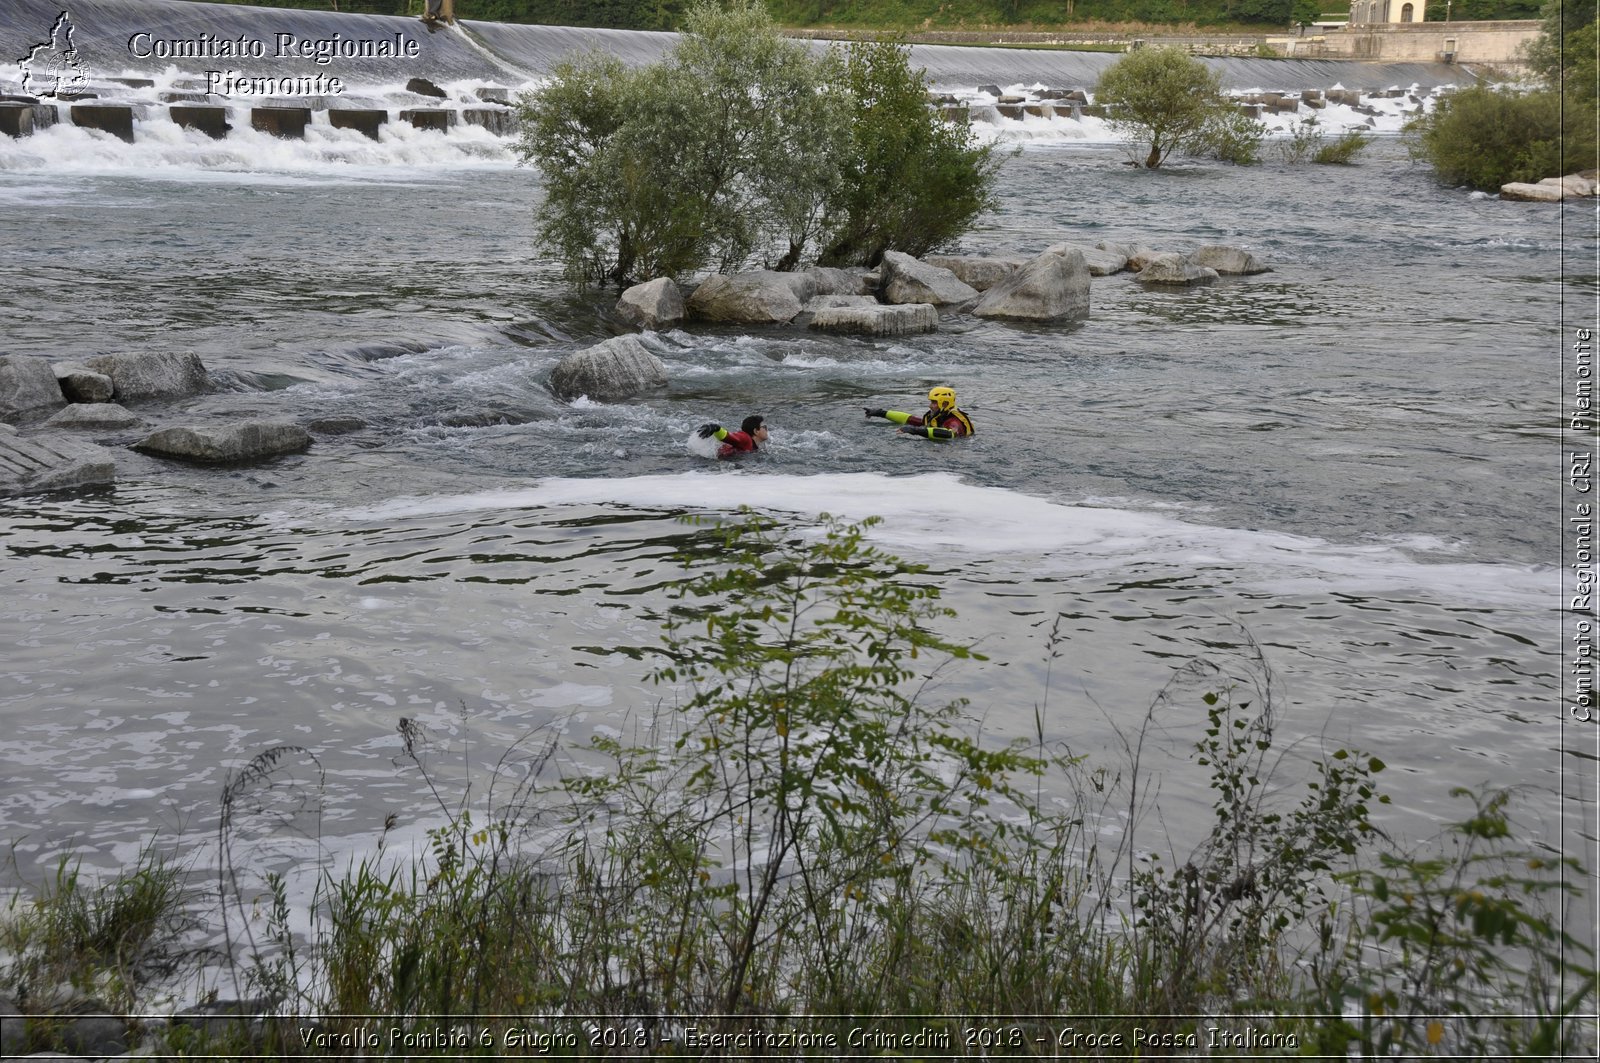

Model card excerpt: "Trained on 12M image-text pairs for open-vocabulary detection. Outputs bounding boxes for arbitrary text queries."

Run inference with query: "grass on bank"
[1,513,1594,1058]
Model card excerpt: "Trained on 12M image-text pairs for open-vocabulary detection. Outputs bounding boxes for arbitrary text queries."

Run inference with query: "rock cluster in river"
[0,351,314,498]
[1499,169,1599,202]
[552,241,1270,405]
[543,241,1267,407]
[610,239,1264,335]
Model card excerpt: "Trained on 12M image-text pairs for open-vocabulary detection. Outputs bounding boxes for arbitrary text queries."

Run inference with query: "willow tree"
[1094,46,1230,169]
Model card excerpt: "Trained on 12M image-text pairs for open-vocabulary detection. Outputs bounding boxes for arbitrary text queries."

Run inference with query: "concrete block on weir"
[251,106,310,139]
[329,109,388,140]
[0,102,34,137]
[71,104,135,143]
[400,108,454,132]
[171,105,230,140]
[461,107,516,136]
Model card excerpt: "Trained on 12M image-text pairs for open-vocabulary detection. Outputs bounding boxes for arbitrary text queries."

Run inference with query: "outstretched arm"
[865,408,923,427]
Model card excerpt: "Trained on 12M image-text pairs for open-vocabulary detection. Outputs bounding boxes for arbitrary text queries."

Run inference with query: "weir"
[0,0,1479,149]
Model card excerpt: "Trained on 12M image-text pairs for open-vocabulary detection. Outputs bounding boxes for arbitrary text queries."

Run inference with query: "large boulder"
[687,273,804,325]
[1544,173,1598,197]
[548,335,668,402]
[809,303,938,336]
[0,355,66,417]
[1045,242,1128,276]
[922,254,1029,292]
[1499,182,1565,202]
[53,363,115,403]
[1187,244,1269,275]
[616,277,685,331]
[972,249,1091,322]
[84,351,209,402]
[805,266,874,296]
[132,420,312,463]
[1136,253,1219,286]
[879,251,980,307]
[0,429,117,495]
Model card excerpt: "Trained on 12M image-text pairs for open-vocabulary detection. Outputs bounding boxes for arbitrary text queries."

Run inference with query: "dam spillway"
[0,0,1477,158]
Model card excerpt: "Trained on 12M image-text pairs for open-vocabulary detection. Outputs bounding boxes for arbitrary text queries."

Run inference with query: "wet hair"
[741,415,765,436]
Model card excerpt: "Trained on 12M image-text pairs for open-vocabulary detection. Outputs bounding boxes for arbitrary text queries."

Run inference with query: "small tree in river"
[1094,46,1232,169]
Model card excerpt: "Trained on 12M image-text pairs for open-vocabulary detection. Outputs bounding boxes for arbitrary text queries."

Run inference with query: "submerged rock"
[548,335,668,402]
[1187,244,1269,275]
[1135,253,1219,286]
[44,402,143,430]
[132,420,312,463]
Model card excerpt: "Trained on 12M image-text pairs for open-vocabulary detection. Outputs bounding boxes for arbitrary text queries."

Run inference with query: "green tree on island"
[514,0,1001,287]
[1092,45,1235,168]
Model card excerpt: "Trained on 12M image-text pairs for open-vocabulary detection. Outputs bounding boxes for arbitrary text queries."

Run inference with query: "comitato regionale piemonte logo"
[17,10,88,99]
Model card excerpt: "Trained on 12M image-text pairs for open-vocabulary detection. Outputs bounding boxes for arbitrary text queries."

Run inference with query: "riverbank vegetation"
[513,0,1001,286]
[1405,0,1596,190]
[2,512,1594,1057]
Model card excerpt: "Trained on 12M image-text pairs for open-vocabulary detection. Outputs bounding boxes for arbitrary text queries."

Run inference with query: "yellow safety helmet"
[927,386,957,413]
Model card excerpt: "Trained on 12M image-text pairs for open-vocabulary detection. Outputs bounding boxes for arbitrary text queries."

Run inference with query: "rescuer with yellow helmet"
[865,386,975,440]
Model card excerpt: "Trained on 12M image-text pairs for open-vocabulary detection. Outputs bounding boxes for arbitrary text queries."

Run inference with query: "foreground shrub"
[1303,788,1597,1057]
[1,842,192,1028]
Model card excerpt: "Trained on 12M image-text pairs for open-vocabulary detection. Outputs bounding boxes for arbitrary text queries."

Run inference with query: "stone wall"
[1278,20,1540,66]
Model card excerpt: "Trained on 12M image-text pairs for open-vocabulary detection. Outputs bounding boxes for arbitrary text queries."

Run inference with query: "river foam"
[335,471,1554,608]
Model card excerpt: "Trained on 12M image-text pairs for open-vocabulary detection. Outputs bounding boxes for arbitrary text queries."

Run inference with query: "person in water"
[697,414,768,458]
[865,386,975,440]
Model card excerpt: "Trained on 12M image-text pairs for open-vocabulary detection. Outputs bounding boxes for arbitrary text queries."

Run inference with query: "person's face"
[755,425,769,442]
